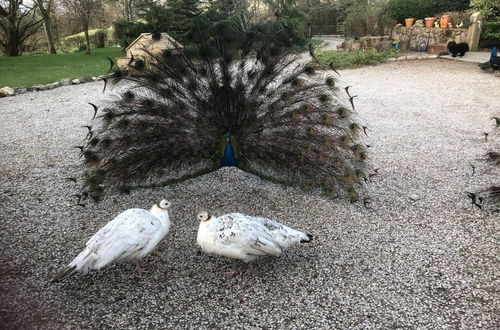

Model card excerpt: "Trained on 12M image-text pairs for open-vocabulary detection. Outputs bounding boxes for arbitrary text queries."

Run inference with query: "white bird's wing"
[227,213,310,248]
[213,214,282,259]
[80,209,162,269]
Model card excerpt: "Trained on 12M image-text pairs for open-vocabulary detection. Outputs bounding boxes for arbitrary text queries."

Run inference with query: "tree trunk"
[83,27,91,54]
[35,0,56,54]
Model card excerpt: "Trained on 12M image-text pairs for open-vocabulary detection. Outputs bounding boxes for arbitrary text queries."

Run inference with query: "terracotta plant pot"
[425,17,437,28]
[405,18,415,27]
[440,15,451,29]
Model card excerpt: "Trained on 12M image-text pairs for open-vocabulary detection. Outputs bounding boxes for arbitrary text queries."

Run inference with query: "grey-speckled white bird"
[196,211,312,273]
[51,199,172,282]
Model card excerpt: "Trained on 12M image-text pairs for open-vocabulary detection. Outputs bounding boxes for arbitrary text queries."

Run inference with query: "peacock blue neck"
[221,132,238,167]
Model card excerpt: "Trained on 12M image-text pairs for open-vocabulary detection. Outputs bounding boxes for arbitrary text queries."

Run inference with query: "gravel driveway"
[0,59,499,329]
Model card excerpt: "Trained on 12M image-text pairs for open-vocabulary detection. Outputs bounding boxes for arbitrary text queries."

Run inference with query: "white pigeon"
[196,211,312,273]
[51,199,172,282]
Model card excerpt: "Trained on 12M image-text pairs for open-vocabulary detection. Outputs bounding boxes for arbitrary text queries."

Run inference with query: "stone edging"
[386,54,439,62]
[0,74,113,98]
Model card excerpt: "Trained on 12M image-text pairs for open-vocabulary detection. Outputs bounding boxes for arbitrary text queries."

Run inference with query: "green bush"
[436,0,471,13]
[385,0,438,23]
[314,48,399,69]
[471,0,500,20]
[482,21,500,40]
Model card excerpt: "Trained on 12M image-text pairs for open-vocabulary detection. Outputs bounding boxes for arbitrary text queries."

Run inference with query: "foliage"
[345,2,395,37]
[482,21,500,40]
[62,27,114,51]
[435,0,471,13]
[384,0,438,23]
[0,0,44,56]
[77,35,368,203]
[313,48,399,69]
[471,0,500,20]
[0,47,124,87]
[113,20,153,48]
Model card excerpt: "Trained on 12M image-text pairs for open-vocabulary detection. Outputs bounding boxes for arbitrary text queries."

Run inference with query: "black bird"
[88,103,98,119]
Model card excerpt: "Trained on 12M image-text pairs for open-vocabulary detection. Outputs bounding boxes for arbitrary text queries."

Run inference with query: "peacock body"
[79,33,368,203]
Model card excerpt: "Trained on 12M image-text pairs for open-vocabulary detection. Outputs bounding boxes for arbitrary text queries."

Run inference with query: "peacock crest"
[76,32,369,203]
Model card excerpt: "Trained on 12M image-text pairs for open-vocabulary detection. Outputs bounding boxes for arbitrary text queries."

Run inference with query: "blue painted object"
[492,47,497,57]
[221,133,238,167]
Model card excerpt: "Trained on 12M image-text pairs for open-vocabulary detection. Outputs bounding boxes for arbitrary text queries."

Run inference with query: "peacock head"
[197,210,211,222]
[157,199,172,210]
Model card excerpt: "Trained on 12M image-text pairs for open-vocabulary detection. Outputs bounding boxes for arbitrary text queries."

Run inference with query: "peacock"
[77,31,368,204]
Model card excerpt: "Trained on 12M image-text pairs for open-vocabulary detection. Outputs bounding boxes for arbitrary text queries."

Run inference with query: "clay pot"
[425,17,437,28]
[440,15,451,29]
[405,18,415,27]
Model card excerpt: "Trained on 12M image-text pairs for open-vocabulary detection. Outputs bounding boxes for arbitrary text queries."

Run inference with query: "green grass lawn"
[314,48,400,69]
[0,47,124,88]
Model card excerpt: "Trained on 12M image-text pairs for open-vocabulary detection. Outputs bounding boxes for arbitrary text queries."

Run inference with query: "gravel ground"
[0,59,499,329]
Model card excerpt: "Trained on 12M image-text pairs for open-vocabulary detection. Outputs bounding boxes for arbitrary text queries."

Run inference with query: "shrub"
[471,0,500,20]
[385,0,438,23]
[314,48,399,69]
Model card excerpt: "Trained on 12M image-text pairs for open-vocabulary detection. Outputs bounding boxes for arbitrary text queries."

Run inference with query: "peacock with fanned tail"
[77,32,369,203]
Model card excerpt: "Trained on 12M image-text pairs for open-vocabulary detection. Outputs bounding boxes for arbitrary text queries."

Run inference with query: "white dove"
[196,211,312,274]
[51,199,172,282]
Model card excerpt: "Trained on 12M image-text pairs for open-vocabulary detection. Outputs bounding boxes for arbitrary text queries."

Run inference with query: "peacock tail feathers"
[77,32,369,202]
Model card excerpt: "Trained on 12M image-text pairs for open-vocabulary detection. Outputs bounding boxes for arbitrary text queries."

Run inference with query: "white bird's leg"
[134,259,146,276]
[222,260,239,277]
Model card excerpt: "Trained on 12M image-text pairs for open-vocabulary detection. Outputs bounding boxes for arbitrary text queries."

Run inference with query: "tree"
[0,0,44,56]
[61,0,102,54]
[34,0,56,54]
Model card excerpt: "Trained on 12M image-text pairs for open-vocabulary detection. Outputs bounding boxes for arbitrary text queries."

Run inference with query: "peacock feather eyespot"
[325,77,335,87]
[83,150,99,164]
[141,99,154,109]
[322,114,334,125]
[349,123,360,131]
[291,78,304,88]
[134,59,145,70]
[123,91,135,102]
[89,137,99,147]
[118,119,130,128]
[304,66,315,75]
[306,127,318,136]
[336,107,348,118]
[318,94,329,104]
[280,92,291,101]
[119,186,131,194]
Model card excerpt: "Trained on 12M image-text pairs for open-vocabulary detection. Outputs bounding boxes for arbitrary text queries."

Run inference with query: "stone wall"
[392,26,468,51]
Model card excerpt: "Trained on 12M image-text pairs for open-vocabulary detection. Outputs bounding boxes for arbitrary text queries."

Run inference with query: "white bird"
[51,199,172,282]
[196,211,312,274]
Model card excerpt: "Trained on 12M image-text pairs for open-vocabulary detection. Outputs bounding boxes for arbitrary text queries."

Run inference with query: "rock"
[72,79,81,84]
[14,87,27,94]
[409,194,420,201]
[0,86,15,97]
[46,82,60,89]
[80,77,93,83]
[386,58,397,62]
[59,78,72,86]
[91,76,98,81]
[31,84,49,91]
[97,74,109,80]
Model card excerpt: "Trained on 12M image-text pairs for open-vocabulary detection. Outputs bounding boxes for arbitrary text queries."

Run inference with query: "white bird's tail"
[50,248,94,283]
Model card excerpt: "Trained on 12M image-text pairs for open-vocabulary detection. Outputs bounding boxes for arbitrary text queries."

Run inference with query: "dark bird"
[483,132,489,141]
[489,47,500,71]
[80,31,368,203]
[88,103,98,119]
